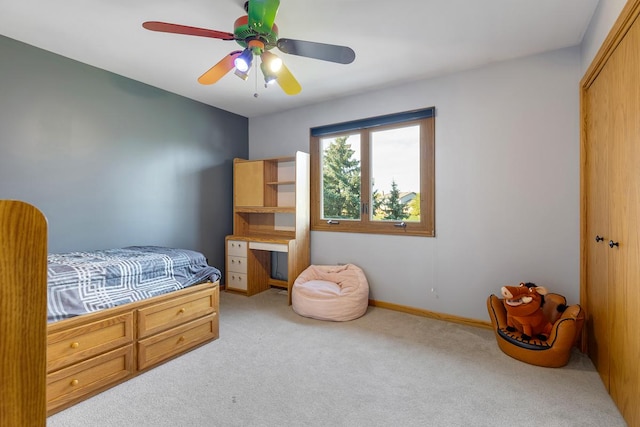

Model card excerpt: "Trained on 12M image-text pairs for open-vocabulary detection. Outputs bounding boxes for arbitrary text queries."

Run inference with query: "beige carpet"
[47,289,626,427]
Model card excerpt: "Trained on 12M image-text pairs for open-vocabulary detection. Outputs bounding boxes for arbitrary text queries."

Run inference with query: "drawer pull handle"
[178,308,186,314]
[70,342,79,349]
[70,379,79,386]
[178,336,185,343]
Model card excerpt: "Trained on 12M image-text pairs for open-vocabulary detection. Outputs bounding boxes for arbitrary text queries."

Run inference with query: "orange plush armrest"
[487,293,584,368]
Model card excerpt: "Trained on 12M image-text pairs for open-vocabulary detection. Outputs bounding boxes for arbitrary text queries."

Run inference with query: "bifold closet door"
[606,14,640,422]
[585,12,640,425]
[584,63,610,388]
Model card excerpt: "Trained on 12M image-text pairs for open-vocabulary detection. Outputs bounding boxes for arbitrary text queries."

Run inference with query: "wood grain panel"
[584,40,612,389]
[0,200,47,427]
[234,160,265,207]
[581,2,640,425]
[606,14,640,425]
[47,346,133,414]
[137,314,218,370]
[137,288,217,338]
[47,313,133,372]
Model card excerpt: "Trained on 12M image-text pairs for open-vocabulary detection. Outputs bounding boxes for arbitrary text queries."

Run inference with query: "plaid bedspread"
[47,246,221,323]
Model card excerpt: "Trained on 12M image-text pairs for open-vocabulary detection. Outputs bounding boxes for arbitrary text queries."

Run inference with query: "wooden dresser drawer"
[227,240,247,257]
[137,287,218,338]
[227,255,247,273]
[47,313,133,372]
[138,314,219,371]
[47,345,133,413]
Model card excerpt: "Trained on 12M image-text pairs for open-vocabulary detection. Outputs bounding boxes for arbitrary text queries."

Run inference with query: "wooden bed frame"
[0,200,220,422]
[46,279,219,415]
[1,200,48,426]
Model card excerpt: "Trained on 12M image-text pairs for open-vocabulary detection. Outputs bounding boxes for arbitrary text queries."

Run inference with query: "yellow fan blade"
[198,51,241,85]
[276,62,301,95]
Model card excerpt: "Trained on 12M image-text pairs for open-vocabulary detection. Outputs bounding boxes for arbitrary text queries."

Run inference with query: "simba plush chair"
[487,293,584,368]
[292,264,369,321]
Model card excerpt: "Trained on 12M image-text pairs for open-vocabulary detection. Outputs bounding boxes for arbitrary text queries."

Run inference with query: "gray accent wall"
[0,35,247,272]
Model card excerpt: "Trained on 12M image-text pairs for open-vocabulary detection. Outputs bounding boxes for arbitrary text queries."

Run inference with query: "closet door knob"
[595,235,604,242]
[609,240,619,248]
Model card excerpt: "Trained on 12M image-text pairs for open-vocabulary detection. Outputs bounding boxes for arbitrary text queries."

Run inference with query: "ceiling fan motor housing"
[234,15,278,51]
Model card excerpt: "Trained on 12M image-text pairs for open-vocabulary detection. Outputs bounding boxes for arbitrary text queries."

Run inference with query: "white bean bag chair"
[292,264,369,321]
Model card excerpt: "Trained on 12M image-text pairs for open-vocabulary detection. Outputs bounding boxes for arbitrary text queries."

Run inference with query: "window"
[310,108,435,236]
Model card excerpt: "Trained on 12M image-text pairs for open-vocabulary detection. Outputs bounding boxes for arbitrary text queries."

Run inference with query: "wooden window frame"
[310,111,435,237]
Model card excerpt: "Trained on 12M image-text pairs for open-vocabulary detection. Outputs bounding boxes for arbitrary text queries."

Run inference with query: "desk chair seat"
[292,264,369,321]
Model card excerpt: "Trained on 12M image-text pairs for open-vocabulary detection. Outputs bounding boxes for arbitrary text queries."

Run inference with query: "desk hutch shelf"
[225,152,310,303]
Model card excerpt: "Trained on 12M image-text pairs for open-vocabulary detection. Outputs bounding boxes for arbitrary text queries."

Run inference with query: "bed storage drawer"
[137,287,218,338]
[137,313,219,370]
[47,313,134,372]
[47,345,133,413]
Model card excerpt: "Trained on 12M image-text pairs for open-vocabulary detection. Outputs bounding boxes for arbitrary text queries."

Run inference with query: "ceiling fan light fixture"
[260,51,282,85]
[268,56,282,73]
[261,51,282,73]
[260,62,277,85]
[234,68,250,81]
[234,48,253,73]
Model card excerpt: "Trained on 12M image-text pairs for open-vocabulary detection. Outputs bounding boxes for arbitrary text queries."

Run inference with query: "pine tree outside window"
[310,108,435,237]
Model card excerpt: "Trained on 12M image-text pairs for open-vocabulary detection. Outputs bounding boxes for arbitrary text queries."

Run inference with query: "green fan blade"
[248,0,280,33]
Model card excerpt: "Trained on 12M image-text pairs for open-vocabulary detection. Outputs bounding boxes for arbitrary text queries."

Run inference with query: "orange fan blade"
[198,51,241,85]
[276,62,301,95]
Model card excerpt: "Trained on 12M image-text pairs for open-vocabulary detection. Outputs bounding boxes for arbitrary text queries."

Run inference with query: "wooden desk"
[225,235,306,304]
[227,152,310,305]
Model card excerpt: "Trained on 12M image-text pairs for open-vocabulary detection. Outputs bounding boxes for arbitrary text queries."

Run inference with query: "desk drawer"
[137,288,218,338]
[227,255,247,273]
[47,345,133,413]
[227,240,247,257]
[138,314,219,370]
[248,241,288,252]
[227,272,248,291]
[47,313,133,372]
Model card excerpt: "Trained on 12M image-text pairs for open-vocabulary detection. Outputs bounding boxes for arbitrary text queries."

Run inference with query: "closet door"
[584,11,640,425]
[584,67,610,387]
[606,15,640,421]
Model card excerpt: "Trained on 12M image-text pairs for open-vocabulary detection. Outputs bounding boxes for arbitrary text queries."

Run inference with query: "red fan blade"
[198,51,242,85]
[142,21,235,40]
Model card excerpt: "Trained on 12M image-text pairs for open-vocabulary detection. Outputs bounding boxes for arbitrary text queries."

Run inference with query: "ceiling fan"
[142,0,356,96]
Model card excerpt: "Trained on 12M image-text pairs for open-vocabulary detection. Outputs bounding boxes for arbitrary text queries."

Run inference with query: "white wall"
[249,46,582,322]
[581,0,627,73]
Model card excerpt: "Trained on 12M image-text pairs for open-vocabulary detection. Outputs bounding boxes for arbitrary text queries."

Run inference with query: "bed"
[45,245,221,415]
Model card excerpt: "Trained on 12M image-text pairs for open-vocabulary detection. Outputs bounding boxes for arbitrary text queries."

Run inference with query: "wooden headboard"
[0,200,47,426]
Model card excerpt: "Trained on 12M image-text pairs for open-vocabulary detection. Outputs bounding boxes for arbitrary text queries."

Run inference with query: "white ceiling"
[0,0,599,118]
